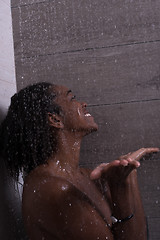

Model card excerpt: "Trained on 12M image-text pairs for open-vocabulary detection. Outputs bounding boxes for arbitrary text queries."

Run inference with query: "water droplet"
[62,185,68,191]
[74,141,79,146]
[56,160,60,165]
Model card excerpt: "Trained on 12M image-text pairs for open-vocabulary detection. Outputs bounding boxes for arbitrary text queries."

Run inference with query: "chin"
[84,124,98,136]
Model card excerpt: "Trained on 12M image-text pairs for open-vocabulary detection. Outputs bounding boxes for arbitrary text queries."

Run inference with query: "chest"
[70,171,112,226]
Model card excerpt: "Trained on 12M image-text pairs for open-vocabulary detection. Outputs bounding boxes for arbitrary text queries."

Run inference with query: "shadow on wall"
[0,108,28,240]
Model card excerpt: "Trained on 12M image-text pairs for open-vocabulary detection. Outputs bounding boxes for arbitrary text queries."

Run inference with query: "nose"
[81,102,87,108]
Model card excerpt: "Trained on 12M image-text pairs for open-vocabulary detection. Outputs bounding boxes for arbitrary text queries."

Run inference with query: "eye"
[71,95,76,100]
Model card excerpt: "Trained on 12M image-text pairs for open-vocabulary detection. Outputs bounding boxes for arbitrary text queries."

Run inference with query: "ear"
[48,113,64,129]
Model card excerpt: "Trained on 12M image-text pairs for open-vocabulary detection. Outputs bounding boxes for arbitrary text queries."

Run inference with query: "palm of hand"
[90,147,159,184]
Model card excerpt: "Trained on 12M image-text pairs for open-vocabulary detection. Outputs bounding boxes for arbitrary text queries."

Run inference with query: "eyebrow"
[66,90,72,95]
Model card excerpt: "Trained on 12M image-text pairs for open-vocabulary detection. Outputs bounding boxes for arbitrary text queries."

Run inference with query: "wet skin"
[22,86,159,240]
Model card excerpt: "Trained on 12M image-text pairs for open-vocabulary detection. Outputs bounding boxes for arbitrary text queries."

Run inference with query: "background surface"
[7,0,160,238]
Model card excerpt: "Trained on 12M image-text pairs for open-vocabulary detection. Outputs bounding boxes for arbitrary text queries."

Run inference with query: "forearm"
[91,148,159,239]
[109,170,147,240]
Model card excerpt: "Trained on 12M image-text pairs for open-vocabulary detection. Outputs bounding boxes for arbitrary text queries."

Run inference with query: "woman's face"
[53,85,98,134]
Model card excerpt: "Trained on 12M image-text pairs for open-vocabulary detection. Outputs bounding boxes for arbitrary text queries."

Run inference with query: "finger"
[119,152,132,160]
[119,159,129,166]
[145,147,159,154]
[126,157,133,163]
[128,147,159,161]
[119,159,140,168]
[90,163,108,180]
[90,161,120,180]
[122,160,140,177]
[130,160,140,168]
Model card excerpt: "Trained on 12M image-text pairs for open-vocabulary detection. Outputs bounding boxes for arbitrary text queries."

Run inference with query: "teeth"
[85,113,91,117]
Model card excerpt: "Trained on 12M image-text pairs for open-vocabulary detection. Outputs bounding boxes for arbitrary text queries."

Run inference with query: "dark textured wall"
[11,0,160,239]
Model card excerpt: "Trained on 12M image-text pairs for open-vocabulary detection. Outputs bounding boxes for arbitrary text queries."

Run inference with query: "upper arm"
[40,178,113,240]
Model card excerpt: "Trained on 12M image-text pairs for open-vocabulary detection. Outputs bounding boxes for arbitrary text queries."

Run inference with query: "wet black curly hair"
[0,82,61,181]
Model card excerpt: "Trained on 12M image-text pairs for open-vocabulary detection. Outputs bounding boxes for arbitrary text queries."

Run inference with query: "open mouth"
[84,113,92,117]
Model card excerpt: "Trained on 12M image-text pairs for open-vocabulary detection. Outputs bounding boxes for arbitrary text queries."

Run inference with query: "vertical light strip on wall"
[0,0,17,114]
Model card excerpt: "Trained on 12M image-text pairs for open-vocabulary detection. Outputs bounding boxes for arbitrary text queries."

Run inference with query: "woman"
[0,82,158,240]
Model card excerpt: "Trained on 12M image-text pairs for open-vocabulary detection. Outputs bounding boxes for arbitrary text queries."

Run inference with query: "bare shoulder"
[22,169,79,225]
[23,169,76,203]
[22,167,113,240]
[23,166,92,199]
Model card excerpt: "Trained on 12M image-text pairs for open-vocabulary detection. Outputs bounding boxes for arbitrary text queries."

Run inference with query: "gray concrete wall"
[11,0,160,239]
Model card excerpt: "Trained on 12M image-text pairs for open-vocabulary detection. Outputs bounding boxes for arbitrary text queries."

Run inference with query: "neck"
[48,130,83,172]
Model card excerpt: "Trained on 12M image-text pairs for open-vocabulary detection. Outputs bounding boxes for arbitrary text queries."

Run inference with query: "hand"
[90,148,159,184]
